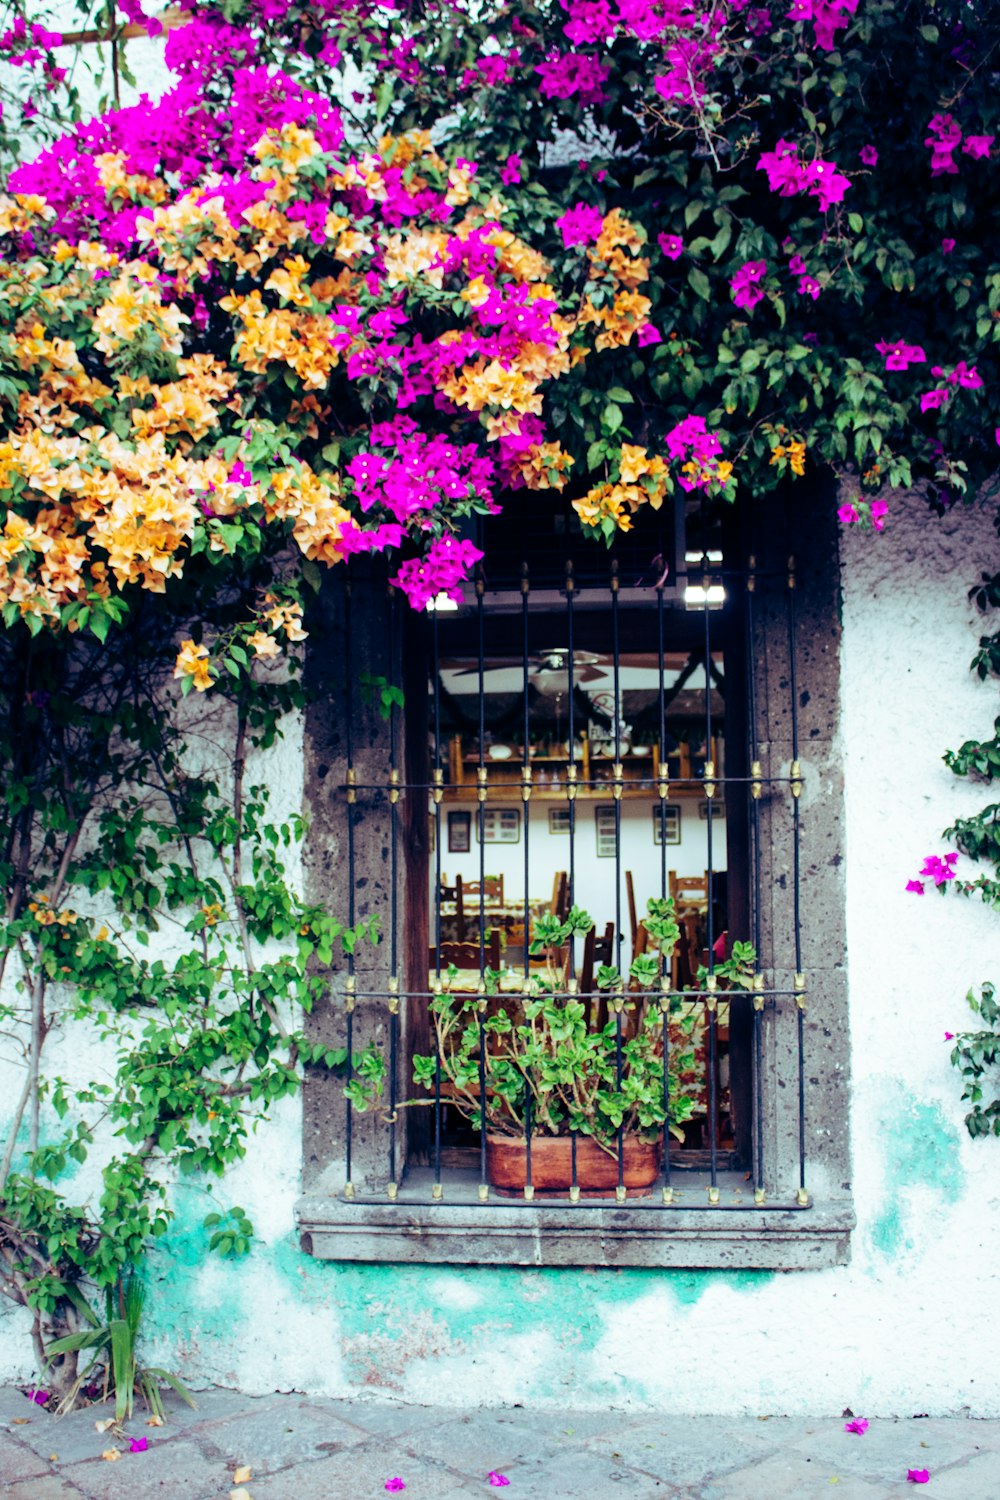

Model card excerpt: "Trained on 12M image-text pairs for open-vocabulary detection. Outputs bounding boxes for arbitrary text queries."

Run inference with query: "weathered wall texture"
[1,494,997,1415]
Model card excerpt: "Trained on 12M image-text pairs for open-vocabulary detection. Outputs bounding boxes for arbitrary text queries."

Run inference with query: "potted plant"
[412,902,756,1197]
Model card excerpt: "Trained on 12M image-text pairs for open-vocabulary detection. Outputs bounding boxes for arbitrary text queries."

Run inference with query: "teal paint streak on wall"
[145,1186,775,1399]
[144,1188,779,1398]
[868,1081,964,1259]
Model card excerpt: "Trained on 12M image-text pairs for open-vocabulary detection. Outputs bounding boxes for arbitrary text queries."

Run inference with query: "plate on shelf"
[630,745,651,757]
[488,744,514,760]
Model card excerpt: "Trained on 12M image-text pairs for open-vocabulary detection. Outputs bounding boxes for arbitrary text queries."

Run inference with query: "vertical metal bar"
[657,585,672,1204]
[657,585,668,904]
[477,997,488,1201]
[566,560,577,920]
[746,555,766,1204]
[524,1066,533,1201]
[701,515,719,1203]
[522,565,531,977]
[344,577,356,1199]
[615,997,625,1201]
[787,552,808,1206]
[431,605,443,1202]
[611,560,625,1200]
[565,562,579,1201]
[387,589,399,1196]
[477,570,487,971]
[611,561,622,974]
[432,605,443,966]
[431,585,443,1206]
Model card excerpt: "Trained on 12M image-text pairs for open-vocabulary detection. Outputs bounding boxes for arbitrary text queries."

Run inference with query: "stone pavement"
[2,1384,999,1500]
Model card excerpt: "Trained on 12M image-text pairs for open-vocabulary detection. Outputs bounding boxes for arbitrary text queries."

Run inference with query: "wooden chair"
[429,930,501,977]
[461,874,504,903]
[669,869,710,909]
[579,922,615,1030]
[671,911,703,991]
[625,870,638,946]
[452,875,467,942]
[549,870,568,920]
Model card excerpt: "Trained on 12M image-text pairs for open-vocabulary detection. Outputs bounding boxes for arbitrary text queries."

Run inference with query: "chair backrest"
[669,869,710,907]
[549,870,568,919]
[462,874,504,902]
[671,911,703,991]
[503,922,529,967]
[625,870,638,944]
[430,930,501,975]
[439,881,458,903]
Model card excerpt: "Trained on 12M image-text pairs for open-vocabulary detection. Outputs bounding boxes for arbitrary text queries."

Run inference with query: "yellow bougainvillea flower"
[173,640,213,692]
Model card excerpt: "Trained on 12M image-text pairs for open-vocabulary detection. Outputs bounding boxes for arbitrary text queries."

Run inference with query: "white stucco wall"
[1,494,998,1415]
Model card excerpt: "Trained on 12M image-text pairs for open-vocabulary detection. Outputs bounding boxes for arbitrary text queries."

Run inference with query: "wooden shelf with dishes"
[443,733,719,802]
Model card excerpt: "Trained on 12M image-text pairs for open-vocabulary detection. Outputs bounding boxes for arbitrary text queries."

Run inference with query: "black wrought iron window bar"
[331,515,811,1214]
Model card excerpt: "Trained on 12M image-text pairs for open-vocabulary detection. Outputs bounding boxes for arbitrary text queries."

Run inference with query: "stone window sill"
[296,1184,855,1270]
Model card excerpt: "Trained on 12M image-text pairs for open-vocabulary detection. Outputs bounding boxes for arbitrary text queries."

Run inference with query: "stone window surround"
[295,487,855,1270]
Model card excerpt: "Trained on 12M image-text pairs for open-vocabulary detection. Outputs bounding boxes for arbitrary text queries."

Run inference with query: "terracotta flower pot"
[485,1131,662,1198]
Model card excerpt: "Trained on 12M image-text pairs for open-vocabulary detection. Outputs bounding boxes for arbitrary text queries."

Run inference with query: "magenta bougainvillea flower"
[129,1437,148,1453]
[905,879,925,894]
[844,1417,869,1434]
[658,232,683,260]
[875,339,926,370]
[870,499,888,530]
[962,134,993,159]
[787,0,860,52]
[931,360,983,389]
[500,153,521,185]
[837,502,860,525]
[488,1474,511,1487]
[941,237,956,253]
[920,852,958,885]
[907,1469,930,1484]
[27,1389,48,1405]
[384,1480,407,1493]
[535,49,609,103]
[859,144,878,166]
[555,201,605,248]
[757,138,850,208]
[944,1031,955,1040]
[924,113,962,175]
[920,389,949,412]
[730,259,768,311]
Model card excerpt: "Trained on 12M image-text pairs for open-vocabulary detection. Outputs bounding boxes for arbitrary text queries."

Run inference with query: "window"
[297,486,854,1269]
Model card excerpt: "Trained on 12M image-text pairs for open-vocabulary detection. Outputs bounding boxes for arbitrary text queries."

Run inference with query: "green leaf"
[687,267,712,302]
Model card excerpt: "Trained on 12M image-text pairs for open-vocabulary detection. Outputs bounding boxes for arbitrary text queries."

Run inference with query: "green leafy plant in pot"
[412,900,755,1196]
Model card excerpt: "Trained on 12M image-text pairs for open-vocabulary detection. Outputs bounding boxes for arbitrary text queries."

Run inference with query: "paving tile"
[906,1450,1000,1499]
[403,1406,625,1477]
[697,1451,902,1500]
[8,1478,90,1500]
[1,1433,52,1483]
[243,1440,481,1500]
[190,1400,372,1475]
[0,1387,46,1422]
[325,1399,442,1444]
[519,1448,682,1498]
[584,1414,786,1485]
[57,1438,227,1500]
[784,1418,985,1483]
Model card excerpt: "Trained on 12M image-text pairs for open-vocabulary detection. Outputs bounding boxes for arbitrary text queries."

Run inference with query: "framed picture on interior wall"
[595,804,617,858]
[548,806,572,835]
[698,799,726,820]
[481,807,521,843]
[447,809,471,853]
[652,804,682,846]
